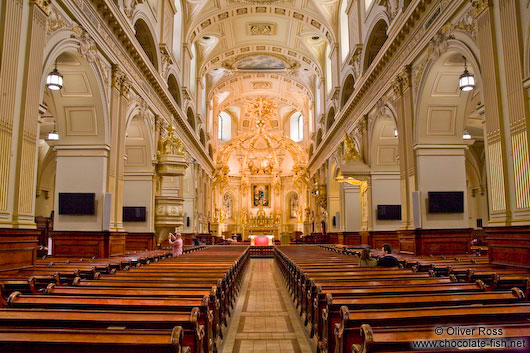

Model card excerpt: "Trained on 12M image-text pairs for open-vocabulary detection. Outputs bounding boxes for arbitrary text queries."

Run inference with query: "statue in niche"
[290,193,299,218]
[223,193,233,220]
[240,209,248,225]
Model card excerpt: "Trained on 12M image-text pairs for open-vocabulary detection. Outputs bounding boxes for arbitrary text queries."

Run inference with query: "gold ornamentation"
[427,23,454,61]
[252,81,272,89]
[293,166,310,192]
[454,8,476,41]
[246,97,278,126]
[31,0,51,15]
[47,5,70,37]
[250,24,273,35]
[472,0,491,18]
[157,125,186,156]
[342,132,362,162]
[213,166,230,191]
[112,66,125,89]
[72,26,97,63]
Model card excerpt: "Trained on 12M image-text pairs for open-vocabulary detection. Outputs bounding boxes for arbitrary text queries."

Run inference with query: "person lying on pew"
[377,244,400,267]
[359,248,377,267]
[168,232,183,257]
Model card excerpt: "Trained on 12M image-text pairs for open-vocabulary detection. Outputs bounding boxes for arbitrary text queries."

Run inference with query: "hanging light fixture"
[47,122,59,141]
[459,56,475,92]
[46,61,63,91]
[394,128,398,137]
[462,130,472,140]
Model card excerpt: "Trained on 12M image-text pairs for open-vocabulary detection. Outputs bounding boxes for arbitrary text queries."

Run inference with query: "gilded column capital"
[472,0,492,18]
[30,0,51,16]
[111,65,125,90]
[398,66,412,91]
[392,76,403,98]
[121,77,131,98]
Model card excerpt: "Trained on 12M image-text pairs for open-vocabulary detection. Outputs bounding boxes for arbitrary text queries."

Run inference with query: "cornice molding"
[308,0,463,173]
[66,0,214,173]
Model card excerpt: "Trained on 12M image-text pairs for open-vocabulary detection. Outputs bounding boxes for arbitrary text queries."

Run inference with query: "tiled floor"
[220,259,313,353]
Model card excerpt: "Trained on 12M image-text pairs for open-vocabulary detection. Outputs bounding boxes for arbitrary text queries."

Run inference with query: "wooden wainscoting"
[485,226,530,269]
[51,231,126,258]
[125,232,155,251]
[0,229,39,272]
[398,229,472,256]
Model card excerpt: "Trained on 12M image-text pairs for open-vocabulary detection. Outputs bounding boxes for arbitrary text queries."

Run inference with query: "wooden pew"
[309,280,487,340]
[0,326,190,353]
[5,291,214,353]
[352,323,530,353]
[334,303,530,353]
[320,288,525,353]
[0,307,205,353]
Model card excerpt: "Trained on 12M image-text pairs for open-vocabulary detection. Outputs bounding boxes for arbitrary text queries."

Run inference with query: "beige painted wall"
[371,172,401,230]
[343,183,361,231]
[53,151,108,231]
[123,177,153,232]
[416,146,468,229]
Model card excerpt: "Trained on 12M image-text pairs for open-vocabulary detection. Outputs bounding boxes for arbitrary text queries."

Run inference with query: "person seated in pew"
[377,244,400,267]
[168,232,183,257]
[359,248,377,267]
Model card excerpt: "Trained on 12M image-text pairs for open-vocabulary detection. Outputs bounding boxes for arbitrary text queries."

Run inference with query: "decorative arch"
[341,74,355,108]
[186,107,196,130]
[134,18,159,71]
[369,113,399,170]
[363,18,388,72]
[41,34,110,145]
[415,43,482,145]
[326,107,336,131]
[167,74,182,107]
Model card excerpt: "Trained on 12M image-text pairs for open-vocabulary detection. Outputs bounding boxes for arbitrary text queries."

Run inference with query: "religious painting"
[252,184,271,207]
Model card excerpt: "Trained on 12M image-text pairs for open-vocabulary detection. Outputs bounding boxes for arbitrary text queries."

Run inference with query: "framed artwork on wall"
[252,184,271,207]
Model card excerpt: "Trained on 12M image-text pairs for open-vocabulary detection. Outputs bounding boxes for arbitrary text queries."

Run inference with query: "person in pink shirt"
[168,232,183,257]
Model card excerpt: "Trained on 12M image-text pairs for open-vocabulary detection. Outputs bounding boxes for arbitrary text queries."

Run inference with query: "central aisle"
[220,258,313,353]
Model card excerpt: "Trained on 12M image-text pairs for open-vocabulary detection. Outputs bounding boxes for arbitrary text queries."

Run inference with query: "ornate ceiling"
[216,97,307,176]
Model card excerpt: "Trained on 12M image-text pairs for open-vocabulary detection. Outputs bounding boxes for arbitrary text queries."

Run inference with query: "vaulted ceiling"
[182,0,341,103]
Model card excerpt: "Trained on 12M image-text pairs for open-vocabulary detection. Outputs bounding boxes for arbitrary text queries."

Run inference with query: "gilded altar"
[247,206,279,236]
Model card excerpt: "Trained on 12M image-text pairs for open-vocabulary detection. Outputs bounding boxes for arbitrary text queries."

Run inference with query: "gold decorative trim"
[472,0,492,18]
[30,0,51,16]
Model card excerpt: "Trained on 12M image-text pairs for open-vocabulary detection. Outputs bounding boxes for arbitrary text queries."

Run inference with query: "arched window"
[290,112,304,142]
[218,111,231,141]
[340,0,350,63]
[134,19,158,70]
[364,20,388,71]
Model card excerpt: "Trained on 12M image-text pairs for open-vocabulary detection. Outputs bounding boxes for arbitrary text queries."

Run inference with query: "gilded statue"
[157,125,185,156]
[342,132,362,162]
